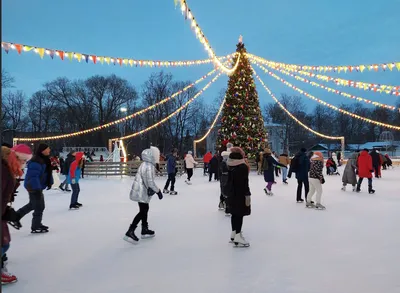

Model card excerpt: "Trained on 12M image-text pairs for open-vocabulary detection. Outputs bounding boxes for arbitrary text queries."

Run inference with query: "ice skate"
[218,201,226,210]
[76,202,83,207]
[297,199,304,203]
[229,231,236,243]
[31,224,49,233]
[169,191,178,195]
[233,232,250,247]
[305,202,315,208]
[315,203,326,210]
[8,219,22,230]
[185,180,192,185]
[368,188,375,194]
[352,186,357,192]
[283,180,288,185]
[264,188,273,196]
[1,263,17,285]
[141,225,155,239]
[341,186,346,191]
[163,189,170,194]
[69,204,80,210]
[124,225,139,244]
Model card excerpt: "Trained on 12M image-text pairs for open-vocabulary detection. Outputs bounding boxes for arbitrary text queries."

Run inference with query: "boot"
[341,186,346,191]
[124,225,139,243]
[141,224,155,239]
[230,231,236,243]
[305,201,315,208]
[1,261,17,285]
[315,203,326,210]
[352,186,356,192]
[368,186,375,194]
[169,191,178,195]
[233,232,250,247]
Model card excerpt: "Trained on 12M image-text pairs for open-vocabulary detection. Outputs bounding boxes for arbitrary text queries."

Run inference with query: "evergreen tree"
[216,40,267,156]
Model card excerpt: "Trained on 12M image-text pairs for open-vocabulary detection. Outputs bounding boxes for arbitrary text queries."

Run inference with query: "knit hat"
[230,147,245,157]
[188,151,193,155]
[229,151,243,160]
[36,143,50,155]
[264,148,272,154]
[12,144,33,161]
[311,151,324,161]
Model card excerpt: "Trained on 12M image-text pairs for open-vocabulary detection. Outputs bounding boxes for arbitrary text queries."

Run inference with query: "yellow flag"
[338,67,343,73]
[98,57,104,64]
[105,57,110,64]
[381,85,387,91]
[343,67,348,73]
[396,62,400,71]
[360,65,366,72]
[129,59,134,67]
[23,46,34,52]
[123,58,128,65]
[388,63,394,71]
[38,48,45,59]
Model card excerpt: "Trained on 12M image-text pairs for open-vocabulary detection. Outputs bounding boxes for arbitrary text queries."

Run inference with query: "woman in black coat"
[226,147,251,247]
[262,149,287,195]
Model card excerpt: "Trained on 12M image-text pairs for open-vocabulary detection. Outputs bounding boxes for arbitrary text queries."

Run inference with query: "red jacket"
[357,150,373,178]
[203,152,212,163]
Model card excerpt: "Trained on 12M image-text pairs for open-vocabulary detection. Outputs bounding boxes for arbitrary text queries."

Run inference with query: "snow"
[5,167,400,293]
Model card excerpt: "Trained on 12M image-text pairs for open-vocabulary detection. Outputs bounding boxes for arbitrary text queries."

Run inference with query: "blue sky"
[2,0,400,112]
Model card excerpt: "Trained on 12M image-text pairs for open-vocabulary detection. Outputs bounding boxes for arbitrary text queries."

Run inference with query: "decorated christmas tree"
[216,37,268,156]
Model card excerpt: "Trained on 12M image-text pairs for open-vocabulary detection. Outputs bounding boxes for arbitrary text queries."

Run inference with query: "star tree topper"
[239,35,243,43]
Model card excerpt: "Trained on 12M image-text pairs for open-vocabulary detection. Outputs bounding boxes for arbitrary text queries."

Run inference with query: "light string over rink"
[113,72,223,141]
[252,62,400,131]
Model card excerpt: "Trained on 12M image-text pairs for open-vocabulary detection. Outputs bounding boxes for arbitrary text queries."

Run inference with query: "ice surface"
[5,167,400,293]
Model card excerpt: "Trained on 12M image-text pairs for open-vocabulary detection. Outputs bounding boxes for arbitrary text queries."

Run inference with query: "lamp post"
[120,107,128,137]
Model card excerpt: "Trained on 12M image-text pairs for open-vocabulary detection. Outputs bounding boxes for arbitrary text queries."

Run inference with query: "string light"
[13,68,219,142]
[247,53,400,73]
[252,60,398,111]
[1,41,234,68]
[114,72,223,141]
[253,62,400,130]
[175,1,241,75]
[252,67,344,140]
[194,98,226,144]
[119,140,127,162]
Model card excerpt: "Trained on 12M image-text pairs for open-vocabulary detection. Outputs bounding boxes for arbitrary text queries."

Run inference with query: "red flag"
[118,58,122,66]
[15,44,22,54]
[92,55,97,64]
[57,51,64,60]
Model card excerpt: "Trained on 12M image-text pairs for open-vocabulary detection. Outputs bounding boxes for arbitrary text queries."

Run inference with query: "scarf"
[227,158,246,167]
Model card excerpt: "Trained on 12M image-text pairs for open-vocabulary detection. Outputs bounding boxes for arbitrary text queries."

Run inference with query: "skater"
[163,148,178,195]
[288,148,310,203]
[209,153,219,182]
[219,143,233,214]
[261,149,287,195]
[326,157,340,175]
[384,154,393,169]
[125,147,163,244]
[306,152,326,209]
[50,156,61,190]
[272,151,281,177]
[59,151,75,192]
[2,145,32,285]
[184,151,197,185]
[279,151,290,184]
[81,158,85,178]
[356,149,375,194]
[337,151,342,166]
[203,151,212,175]
[68,152,84,209]
[370,149,381,178]
[17,143,53,233]
[226,147,251,247]
[341,152,358,192]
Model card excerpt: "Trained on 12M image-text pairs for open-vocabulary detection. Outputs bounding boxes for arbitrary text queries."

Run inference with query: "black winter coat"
[219,159,229,196]
[262,154,286,182]
[209,156,219,173]
[63,153,75,176]
[289,151,310,181]
[227,163,251,217]
[370,150,380,168]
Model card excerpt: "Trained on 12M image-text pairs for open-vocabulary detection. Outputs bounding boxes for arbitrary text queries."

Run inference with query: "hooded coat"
[342,152,358,185]
[184,153,196,169]
[129,147,161,204]
[24,147,53,191]
[357,150,373,178]
[67,152,84,184]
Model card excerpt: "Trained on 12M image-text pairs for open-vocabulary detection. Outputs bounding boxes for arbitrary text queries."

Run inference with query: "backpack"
[289,154,301,173]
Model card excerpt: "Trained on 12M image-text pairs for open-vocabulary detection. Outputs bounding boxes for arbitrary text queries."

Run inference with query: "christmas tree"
[216,37,268,156]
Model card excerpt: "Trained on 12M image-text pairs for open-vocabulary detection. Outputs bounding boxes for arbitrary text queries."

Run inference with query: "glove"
[320,178,325,184]
[71,179,76,184]
[245,195,251,207]
[157,190,163,200]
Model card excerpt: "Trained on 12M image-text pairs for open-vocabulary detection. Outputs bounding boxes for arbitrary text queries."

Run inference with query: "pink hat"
[12,144,33,161]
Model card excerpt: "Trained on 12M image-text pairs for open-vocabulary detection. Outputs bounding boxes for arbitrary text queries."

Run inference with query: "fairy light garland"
[253,60,398,111]
[13,68,219,142]
[114,72,222,141]
[248,53,400,73]
[175,0,241,75]
[253,62,400,131]
[1,41,234,68]
[194,98,226,144]
[252,67,344,140]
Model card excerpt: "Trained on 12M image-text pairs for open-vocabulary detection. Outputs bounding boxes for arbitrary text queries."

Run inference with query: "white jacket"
[129,147,160,204]
[185,154,197,169]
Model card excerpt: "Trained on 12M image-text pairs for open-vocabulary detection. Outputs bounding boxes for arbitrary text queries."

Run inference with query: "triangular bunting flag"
[105,57,110,64]
[15,44,23,54]
[98,57,104,64]
[49,50,55,59]
[23,46,34,52]
[67,52,73,61]
[83,54,89,63]
[117,58,122,66]
[76,53,82,62]
[92,55,97,64]
[388,63,394,71]
[123,58,128,66]
[396,62,400,71]
[57,51,64,60]
[360,65,366,72]
[129,59,134,67]
[38,48,45,59]
[2,42,10,53]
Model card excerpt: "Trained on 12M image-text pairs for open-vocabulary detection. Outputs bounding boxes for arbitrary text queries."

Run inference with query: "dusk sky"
[2,0,400,111]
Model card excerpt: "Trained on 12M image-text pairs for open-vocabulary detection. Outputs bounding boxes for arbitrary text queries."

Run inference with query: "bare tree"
[3,91,28,130]
[1,69,15,89]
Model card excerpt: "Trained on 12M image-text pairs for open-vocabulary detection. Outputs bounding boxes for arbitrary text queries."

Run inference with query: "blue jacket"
[296,152,310,181]
[166,154,176,174]
[67,168,81,184]
[24,158,53,191]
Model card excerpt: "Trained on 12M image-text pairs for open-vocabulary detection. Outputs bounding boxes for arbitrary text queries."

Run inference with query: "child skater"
[124,146,163,244]
[68,152,84,209]
[261,148,287,196]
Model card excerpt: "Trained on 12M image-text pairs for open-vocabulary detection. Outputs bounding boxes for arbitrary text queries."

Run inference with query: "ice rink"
[5,166,400,293]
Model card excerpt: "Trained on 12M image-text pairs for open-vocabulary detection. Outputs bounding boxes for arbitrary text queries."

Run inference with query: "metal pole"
[193,141,197,158]
[341,137,345,161]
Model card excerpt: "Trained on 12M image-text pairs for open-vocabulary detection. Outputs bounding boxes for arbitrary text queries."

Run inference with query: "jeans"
[297,179,310,201]
[187,168,193,181]
[60,176,69,190]
[282,167,288,181]
[308,178,323,204]
[131,203,149,228]
[164,173,176,191]
[70,183,80,205]
[266,181,273,191]
[203,163,208,175]
[357,177,373,190]
[231,215,243,234]
[2,244,10,256]
[17,190,45,229]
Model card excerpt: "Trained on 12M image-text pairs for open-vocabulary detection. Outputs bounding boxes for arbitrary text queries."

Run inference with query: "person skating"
[219,144,233,215]
[203,151,212,176]
[125,147,163,244]
[68,152,84,209]
[50,155,61,190]
[163,148,178,195]
[184,151,197,185]
[1,144,32,285]
[288,148,310,203]
[279,151,290,184]
[17,143,53,233]
[59,151,76,192]
[342,152,358,192]
[226,147,251,247]
[209,153,219,182]
[356,149,375,194]
[306,152,326,209]
[370,149,381,178]
[261,149,287,195]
